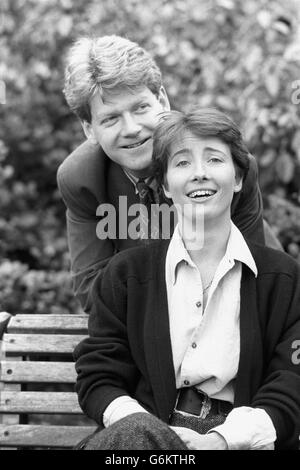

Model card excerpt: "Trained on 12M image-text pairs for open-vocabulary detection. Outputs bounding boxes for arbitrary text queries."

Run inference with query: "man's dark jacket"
[57,141,265,311]
[74,240,300,450]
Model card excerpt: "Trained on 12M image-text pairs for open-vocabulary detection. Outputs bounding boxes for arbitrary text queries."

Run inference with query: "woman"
[74,108,300,450]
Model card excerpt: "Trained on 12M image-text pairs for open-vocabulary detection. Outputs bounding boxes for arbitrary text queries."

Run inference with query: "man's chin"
[125,162,152,178]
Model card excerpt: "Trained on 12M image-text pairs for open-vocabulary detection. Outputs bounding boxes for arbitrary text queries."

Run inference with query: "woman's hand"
[170,426,228,450]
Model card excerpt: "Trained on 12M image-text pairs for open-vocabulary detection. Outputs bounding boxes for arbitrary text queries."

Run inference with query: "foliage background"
[1,0,300,315]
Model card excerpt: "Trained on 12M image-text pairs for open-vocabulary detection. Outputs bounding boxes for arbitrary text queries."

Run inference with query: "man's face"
[83,86,170,178]
[163,132,243,225]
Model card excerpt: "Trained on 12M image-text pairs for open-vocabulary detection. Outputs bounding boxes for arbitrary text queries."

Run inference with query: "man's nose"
[121,113,142,137]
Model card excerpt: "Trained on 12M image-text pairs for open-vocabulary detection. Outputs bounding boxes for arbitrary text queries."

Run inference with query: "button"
[184,380,190,386]
[196,301,202,308]
[191,342,197,349]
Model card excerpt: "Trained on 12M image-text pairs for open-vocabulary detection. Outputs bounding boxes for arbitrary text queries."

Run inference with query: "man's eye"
[135,103,150,113]
[101,116,118,126]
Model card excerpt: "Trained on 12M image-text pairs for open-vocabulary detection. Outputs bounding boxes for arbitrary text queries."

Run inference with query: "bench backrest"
[0,312,97,449]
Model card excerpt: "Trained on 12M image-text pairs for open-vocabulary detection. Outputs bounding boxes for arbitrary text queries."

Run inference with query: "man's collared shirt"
[123,168,161,240]
[123,168,160,203]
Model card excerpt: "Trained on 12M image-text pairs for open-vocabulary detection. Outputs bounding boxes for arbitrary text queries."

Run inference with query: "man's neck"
[123,167,151,180]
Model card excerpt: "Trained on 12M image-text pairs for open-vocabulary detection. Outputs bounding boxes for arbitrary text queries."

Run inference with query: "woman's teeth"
[188,190,216,198]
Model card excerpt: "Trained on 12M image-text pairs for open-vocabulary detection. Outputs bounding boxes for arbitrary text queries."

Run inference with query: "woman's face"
[163,132,243,228]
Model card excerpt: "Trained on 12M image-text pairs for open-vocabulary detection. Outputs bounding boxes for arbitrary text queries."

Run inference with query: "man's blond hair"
[64,35,162,122]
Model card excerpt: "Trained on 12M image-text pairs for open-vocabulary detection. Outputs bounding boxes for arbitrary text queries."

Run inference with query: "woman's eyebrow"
[170,146,228,160]
[204,146,227,156]
[170,148,191,160]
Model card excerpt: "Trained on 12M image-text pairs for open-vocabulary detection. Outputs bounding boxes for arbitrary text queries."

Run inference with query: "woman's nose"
[191,161,208,180]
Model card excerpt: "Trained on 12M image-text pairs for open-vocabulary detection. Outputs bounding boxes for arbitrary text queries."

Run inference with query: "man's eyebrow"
[95,96,150,120]
[95,110,118,120]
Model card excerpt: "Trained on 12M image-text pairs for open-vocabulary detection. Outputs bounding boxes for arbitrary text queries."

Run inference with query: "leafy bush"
[0,0,300,314]
[264,194,300,262]
[0,259,81,315]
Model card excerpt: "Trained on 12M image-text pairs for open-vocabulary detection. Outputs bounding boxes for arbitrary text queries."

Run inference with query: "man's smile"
[121,137,152,149]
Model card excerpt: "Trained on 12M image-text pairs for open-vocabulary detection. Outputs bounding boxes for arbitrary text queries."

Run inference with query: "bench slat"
[2,334,86,355]
[0,312,11,339]
[1,361,76,383]
[0,424,97,448]
[0,313,94,449]
[0,391,82,414]
[7,314,88,334]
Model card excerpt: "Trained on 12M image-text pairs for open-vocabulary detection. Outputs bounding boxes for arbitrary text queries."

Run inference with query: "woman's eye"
[176,160,189,167]
[208,157,222,163]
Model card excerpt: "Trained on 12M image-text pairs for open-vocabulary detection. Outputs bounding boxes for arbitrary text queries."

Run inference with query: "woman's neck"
[184,217,231,270]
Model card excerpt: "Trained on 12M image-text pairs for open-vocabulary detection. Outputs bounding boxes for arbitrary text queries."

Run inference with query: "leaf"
[265,74,280,97]
[216,95,235,111]
[216,0,234,10]
[260,149,276,168]
[291,130,300,164]
[284,43,300,62]
[257,109,270,127]
[33,61,51,79]
[152,34,169,57]
[275,153,295,183]
[179,40,197,62]
[277,113,291,128]
[56,15,73,37]
[257,10,272,29]
[244,45,263,72]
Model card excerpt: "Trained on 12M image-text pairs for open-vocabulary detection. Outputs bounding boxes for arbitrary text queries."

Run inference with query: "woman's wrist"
[206,432,228,450]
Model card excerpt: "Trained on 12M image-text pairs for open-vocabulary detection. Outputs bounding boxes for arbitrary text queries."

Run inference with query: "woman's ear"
[158,86,171,111]
[234,173,243,193]
[162,182,172,199]
[81,121,98,145]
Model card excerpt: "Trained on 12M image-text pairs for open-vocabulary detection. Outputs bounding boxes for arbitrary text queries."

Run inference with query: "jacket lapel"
[144,241,177,422]
[234,260,262,406]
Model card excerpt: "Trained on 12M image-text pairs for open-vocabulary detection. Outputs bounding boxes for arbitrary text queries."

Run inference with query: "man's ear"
[158,86,171,111]
[81,121,98,145]
[234,173,243,193]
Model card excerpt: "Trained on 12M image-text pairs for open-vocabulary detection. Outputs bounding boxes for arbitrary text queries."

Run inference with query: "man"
[74,109,300,450]
[57,35,278,312]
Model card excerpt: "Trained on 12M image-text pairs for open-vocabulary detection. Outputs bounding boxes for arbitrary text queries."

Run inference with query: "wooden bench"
[0,312,97,449]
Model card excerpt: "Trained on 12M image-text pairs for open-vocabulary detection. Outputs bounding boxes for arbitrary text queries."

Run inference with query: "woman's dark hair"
[152,107,250,187]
